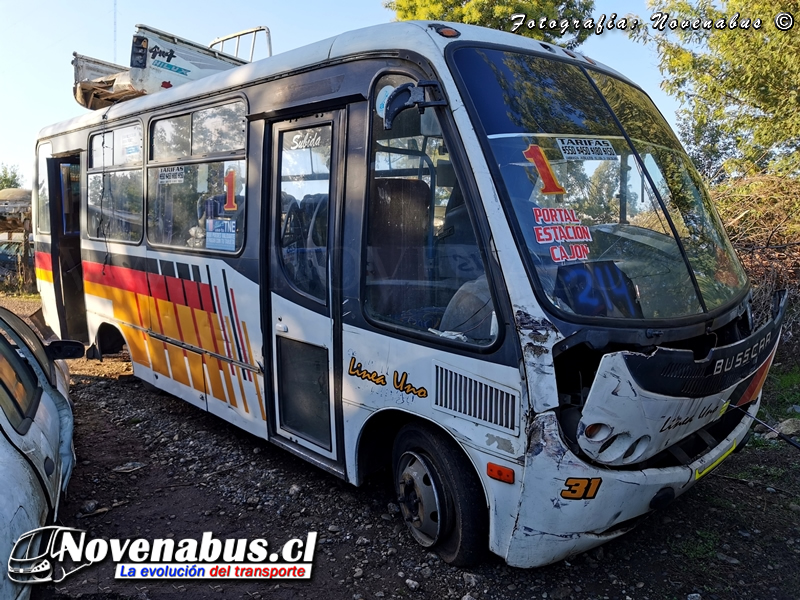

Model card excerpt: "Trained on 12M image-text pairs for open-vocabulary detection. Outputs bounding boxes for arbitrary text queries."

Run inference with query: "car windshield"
[450,47,747,320]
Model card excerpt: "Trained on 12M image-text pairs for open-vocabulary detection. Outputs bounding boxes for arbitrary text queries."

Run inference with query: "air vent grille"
[434,364,518,432]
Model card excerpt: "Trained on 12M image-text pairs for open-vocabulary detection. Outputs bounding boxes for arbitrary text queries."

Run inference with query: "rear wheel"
[392,423,488,566]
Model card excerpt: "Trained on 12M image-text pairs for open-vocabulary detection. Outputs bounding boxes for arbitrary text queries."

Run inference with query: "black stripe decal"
[205,265,218,314]
[146,258,160,274]
[176,262,190,280]
[159,260,176,278]
[221,268,244,363]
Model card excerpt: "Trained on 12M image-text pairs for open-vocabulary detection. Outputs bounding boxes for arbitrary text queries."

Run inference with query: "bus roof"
[38,21,633,140]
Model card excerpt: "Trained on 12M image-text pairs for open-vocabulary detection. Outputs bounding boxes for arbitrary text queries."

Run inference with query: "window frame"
[359,71,505,351]
[86,120,145,245]
[444,41,752,333]
[145,97,249,256]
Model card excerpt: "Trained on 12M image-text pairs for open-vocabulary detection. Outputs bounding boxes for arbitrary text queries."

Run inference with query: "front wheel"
[392,423,488,566]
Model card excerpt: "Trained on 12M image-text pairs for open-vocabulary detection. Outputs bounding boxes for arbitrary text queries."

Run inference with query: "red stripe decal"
[214,286,235,368]
[166,276,186,306]
[35,251,53,271]
[199,283,215,313]
[147,273,168,301]
[83,261,150,296]
[229,289,251,381]
[183,280,202,310]
[737,346,778,406]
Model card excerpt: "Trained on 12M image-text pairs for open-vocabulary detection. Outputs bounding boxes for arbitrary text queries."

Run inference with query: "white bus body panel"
[83,240,266,438]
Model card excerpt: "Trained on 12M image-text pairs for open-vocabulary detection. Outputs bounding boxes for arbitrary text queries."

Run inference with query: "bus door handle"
[275,323,288,333]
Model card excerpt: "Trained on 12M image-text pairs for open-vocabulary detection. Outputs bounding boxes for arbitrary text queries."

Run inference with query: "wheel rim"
[396,451,442,547]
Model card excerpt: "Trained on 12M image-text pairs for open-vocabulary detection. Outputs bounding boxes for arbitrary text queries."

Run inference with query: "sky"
[0,0,677,188]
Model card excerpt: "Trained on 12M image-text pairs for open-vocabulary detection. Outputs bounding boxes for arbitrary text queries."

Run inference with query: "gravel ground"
[1,295,797,600]
[0,295,42,324]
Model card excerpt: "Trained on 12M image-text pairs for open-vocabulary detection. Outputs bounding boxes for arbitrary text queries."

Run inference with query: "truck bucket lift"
[72,25,271,110]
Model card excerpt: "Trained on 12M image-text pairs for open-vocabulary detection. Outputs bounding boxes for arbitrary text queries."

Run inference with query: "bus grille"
[434,364,518,433]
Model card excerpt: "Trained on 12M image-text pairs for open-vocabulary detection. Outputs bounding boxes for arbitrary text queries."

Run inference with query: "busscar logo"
[8,526,318,584]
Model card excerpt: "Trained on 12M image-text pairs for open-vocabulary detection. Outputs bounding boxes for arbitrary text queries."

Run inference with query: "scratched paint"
[486,433,515,454]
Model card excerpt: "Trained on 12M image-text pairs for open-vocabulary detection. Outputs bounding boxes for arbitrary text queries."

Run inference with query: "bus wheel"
[392,423,487,566]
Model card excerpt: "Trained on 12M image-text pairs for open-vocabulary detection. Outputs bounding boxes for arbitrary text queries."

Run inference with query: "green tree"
[385,0,596,48]
[630,0,800,175]
[675,105,738,182]
[0,164,22,190]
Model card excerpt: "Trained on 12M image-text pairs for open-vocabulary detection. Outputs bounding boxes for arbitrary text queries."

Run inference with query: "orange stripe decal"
[737,346,778,406]
[157,301,190,386]
[176,304,205,393]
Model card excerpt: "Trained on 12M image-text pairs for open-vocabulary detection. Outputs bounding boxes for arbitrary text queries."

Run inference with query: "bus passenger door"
[34,148,87,341]
[268,113,343,465]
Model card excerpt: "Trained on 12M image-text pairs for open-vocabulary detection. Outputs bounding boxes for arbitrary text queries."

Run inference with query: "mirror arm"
[384,81,447,130]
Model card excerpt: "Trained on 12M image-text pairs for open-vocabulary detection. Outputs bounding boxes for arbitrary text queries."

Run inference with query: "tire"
[392,422,488,566]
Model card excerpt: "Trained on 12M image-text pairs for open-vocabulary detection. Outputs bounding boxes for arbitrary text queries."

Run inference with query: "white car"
[0,307,83,600]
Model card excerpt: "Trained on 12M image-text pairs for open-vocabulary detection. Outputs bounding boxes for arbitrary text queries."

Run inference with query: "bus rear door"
[34,144,87,341]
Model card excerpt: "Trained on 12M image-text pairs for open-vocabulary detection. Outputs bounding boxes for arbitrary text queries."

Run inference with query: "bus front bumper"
[501,400,758,568]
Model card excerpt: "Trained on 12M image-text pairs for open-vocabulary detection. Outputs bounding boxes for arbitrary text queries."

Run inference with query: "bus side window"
[87,125,144,243]
[36,144,52,234]
[363,75,497,345]
[146,101,247,253]
[147,161,245,251]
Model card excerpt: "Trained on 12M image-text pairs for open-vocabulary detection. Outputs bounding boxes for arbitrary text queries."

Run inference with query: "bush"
[712,174,800,355]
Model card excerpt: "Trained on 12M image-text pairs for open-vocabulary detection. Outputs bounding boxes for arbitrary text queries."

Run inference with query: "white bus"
[33,21,786,567]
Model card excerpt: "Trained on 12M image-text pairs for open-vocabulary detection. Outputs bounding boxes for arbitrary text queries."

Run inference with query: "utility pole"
[113,0,118,64]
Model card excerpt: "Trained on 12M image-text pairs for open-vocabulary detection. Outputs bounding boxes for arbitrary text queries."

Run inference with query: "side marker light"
[487,462,515,484]
[428,24,461,38]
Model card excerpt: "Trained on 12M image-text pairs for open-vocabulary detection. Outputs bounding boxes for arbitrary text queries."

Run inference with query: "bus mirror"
[383,81,447,130]
[45,340,86,360]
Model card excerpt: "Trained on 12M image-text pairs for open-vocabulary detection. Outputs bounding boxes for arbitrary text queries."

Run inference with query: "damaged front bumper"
[503,399,758,568]
[500,291,787,568]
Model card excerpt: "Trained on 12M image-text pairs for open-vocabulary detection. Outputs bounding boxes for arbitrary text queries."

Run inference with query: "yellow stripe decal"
[695,440,737,480]
[242,322,265,421]
[36,268,54,283]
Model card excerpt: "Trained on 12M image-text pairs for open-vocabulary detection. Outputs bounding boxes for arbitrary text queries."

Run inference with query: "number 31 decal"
[561,477,602,500]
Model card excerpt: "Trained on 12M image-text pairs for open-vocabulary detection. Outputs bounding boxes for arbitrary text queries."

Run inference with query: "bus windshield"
[451,47,747,320]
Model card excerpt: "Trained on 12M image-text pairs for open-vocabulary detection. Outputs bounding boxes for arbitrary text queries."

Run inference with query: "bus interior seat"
[440,274,494,342]
[366,178,432,322]
[190,193,245,249]
[301,193,328,290]
[435,185,484,296]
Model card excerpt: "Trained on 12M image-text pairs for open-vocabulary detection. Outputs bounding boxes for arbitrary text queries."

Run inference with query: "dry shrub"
[712,174,799,355]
